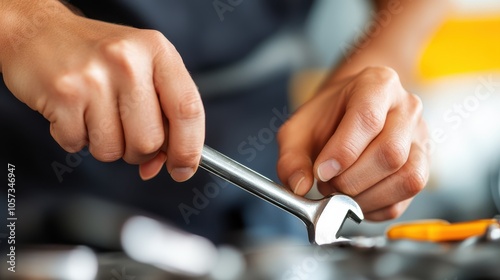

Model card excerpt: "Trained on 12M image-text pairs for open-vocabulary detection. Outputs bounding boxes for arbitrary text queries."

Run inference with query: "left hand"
[276,66,429,221]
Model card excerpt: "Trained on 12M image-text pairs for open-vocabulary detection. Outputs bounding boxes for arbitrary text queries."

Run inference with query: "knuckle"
[355,105,385,135]
[132,141,161,157]
[100,38,135,74]
[145,29,168,44]
[332,176,361,196]
[57,139,87,154]
[170,148,200,167]
[379,138,408,171]
[146,30,178,59]
[176,91,204,121]
[120,87,151,120]
[90,147,123,162]
[132,128,164,156]
[152,31,177,54]
[408,92,424,116]
[402,167,427,197]
[53,64,109,104]
[50,123,87,153]
[81,64,108,91]
[53,73,85,103]
[101,38,131,57]
[88,130,124,162]
[384,204,403,220]
[62,141,87,154]
[409,92,423,108]
[359,67,402,99]
[336,138,362,167]
[364,66,399,84]
[336,140,361,163]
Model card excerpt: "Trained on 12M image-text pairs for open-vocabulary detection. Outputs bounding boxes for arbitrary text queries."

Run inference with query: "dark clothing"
[0,1,315,247]
[68,0,313,72]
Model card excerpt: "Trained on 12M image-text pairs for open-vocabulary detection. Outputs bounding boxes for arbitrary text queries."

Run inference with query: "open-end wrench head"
[310,194,364,245]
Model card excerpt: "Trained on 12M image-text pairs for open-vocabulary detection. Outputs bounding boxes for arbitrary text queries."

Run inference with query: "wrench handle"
[199,145,314,222]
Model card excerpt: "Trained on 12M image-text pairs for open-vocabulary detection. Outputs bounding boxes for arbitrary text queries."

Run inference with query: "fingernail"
[289,171,306,194]
[139,152,167,181]
[317,159,341,182]
[170,167,195,182]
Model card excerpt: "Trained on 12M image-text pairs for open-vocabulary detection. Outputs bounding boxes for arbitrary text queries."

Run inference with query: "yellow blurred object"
[386,219,499,242]
[288,69,328,110]
[290,11,500,106]
[418,13,500,80]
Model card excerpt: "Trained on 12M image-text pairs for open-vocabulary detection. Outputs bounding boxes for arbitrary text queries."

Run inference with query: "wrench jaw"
[346,208,364,224]
[310,195,364,246]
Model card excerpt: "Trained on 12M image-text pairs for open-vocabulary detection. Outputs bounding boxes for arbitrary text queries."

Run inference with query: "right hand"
[0,0,205,182]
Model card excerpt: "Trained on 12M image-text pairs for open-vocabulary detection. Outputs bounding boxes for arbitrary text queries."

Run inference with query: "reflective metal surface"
[200,145,363,244]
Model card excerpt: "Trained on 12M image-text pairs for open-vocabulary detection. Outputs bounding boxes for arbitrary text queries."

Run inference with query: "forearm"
[0,0,74,71]
[328,0,451,84]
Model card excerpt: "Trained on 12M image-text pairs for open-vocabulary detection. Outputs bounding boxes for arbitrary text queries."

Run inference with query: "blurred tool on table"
[1,0,500,279]
[386,218,500,242]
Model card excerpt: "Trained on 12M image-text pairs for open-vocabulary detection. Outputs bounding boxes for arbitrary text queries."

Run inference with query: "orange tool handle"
[386,219,499,242]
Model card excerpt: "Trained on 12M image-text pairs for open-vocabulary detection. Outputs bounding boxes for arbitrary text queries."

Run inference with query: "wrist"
[0,0,73,71]
[327,50,386,81]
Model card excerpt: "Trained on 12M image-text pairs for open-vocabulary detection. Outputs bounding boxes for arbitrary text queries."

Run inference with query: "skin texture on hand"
[0,0,205,182]
[277,67,429,221]
[277,0,449,221]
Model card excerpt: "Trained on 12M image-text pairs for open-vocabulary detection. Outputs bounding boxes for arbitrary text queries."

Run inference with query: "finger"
[276,100,327,196]
[86,90,125,162]
[317,181,338,196]
[70,66,126,162]
[47,76,89,153]
[117,63,165,165]
[328,106,417,196]
[277,89,347,196]
[50,110,88,153]
[139,151,167,180]
[354,142,429,213]
[363,199,413,221]
[139,118,169,180]
[314,67,400,183]
[277,120,315,196]
[153,38,205,182]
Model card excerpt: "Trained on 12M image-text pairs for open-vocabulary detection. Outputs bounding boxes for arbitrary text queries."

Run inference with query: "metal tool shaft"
[200,145,316,223]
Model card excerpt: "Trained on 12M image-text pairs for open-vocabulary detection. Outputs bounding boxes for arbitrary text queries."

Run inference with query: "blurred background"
[1,0,500,279]
[295,0,500,235]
